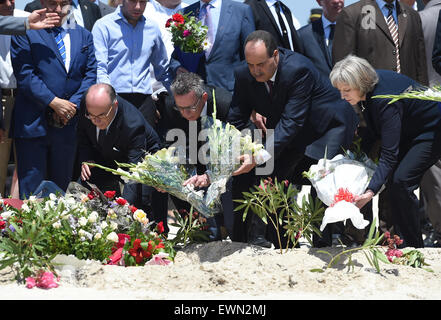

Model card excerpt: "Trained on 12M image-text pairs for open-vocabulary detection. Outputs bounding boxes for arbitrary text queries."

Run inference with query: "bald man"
[77,84,169,232]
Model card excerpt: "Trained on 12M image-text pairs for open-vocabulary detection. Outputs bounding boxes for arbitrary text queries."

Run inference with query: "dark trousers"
[117,93,157,129]
[388,139,441,248]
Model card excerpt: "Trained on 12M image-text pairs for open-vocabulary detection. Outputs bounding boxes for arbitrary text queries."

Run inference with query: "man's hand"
[354,190,375,209]
[250,110,267,135]
[49,97,77,124]
[28,8,61,30]
[183,173,210,188]
[232,153,256,176]
[80,162,93,181]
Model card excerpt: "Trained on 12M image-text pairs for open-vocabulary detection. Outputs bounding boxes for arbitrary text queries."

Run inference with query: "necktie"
[53,27,66,65]
[274,1,291,50]
[98,129,107,147]
[385,3,401,73]
[267,80,274,97]
[200,3,214,58]
[327,23,335,57]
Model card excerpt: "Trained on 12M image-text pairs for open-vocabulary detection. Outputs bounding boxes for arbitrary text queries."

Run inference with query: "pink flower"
[25,277,36,289]
[26,271,59,289]
[182,29,191,37]
[108,247,124,265]
[145,253,172,266]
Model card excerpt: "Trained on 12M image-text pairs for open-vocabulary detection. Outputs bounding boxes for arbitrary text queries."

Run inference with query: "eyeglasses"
[174,96,201,113]
[85,102,114,121]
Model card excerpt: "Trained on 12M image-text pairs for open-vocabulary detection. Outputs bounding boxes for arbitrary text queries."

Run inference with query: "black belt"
[1,88,17,97]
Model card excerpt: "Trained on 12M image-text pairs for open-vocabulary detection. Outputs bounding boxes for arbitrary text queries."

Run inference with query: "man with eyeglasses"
[160,72,232,240]
[77,83,169,232]
[10,0,97,199]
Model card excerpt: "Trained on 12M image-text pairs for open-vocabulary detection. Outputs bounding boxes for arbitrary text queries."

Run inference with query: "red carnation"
[0,220,5,230]
[156,221,164,234]
[104,190,116,199]
[165,18,172,28]
[115,197,127,206]
[129,239,152,264]
[129,205,137,213]
[172,13,184,24]
[87,192,95,200]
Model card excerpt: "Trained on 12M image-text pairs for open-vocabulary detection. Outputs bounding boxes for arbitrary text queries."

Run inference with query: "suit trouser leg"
[420,160,441,235]
[389,140,441,248]
[0,95,14,196]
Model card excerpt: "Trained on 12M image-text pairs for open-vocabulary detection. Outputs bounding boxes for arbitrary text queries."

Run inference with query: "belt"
[1,88,17,97]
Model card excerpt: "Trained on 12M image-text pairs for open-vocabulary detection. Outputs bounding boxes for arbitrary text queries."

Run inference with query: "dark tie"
[385,2,401,73]
[328,23,335,57]
[274,1,291,50]
[267,80,274,97]
[98,129,107,147]
[53,27,66,65]
[200,2,214,58]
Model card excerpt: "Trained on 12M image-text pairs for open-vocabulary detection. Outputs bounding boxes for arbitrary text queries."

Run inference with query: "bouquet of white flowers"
[303,151,377,232]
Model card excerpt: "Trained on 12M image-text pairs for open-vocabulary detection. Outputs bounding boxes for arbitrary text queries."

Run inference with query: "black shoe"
[248,236,272,248]
[423,231,441,248]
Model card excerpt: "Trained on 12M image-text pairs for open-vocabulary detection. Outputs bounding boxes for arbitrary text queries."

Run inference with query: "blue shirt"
[376,0,398,24]
[91,6,171,94]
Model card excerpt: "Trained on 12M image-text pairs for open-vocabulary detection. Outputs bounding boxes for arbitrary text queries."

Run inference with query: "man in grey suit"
[0,8,59,35]
[418,0,441,247]
[89,0,115,16]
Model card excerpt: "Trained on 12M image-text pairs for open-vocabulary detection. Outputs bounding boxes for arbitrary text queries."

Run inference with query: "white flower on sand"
[110,221,118,230]
[49,193,57,201]
[88,211,99,223]
[1,210,14,219]
[28,196,37,202]
[106,232,119,242]
[21,203,31,213]
[78,216,88,226]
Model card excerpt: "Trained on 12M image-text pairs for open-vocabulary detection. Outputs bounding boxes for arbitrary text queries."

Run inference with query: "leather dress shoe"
[248,236,272,248]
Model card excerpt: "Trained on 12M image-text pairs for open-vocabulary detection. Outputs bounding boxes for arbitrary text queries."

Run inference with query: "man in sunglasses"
[77,83,169,232]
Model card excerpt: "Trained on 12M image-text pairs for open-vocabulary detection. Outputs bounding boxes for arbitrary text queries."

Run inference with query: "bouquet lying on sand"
[88,91,271,218]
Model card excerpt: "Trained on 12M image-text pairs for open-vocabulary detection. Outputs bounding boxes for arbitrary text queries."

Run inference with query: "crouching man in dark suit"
[159,72,233,240]
[78,83,169,233]
[228,30,359,248]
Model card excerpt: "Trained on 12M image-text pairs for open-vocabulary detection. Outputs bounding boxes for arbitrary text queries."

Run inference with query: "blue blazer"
[362,70,441,194]
[10,26,97,139]
[297,18,333,78]
[171,0,255,92]
[227,48,359,161]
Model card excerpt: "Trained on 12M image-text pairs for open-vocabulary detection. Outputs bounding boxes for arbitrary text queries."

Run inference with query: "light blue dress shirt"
[91,6,172,94]
[376,0,398,24]
[321,14,335,46]
[199,0,222,41]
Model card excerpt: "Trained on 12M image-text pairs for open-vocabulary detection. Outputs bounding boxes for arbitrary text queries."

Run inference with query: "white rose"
[100,221,108,229]
[78,229,86,236]
[88,211,99,223]
[49,193,57,201]
[52,221,62,229]
[110,221,118,230]
[21,203,31,213]
[94,233,102,240]
[106,232,118,242]
[28,196,37,202]
[78,216,88,226]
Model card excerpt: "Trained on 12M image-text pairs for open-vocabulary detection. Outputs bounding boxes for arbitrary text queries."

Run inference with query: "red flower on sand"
[129,239,152,264]
[115,197,127,206]
[108,234,131,265]
[104,191,116,199]
[0,220,5,230]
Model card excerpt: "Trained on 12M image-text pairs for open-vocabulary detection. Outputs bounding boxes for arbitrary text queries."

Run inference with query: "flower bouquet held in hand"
[302,145,377,232]
[166,12,209,72]
[85,147,216,217]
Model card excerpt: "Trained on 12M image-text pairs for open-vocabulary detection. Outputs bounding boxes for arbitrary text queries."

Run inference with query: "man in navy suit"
[170,0,255,93]
[10,0,97,199]
[298,0,344,78]
[228,30,358,248]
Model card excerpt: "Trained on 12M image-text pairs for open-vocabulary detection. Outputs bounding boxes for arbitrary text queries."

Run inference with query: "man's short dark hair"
[170,72,206,99]
[244,30,278,57]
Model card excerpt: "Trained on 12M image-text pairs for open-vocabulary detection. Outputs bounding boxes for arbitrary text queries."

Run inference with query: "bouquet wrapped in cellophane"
[200,91,272,210]
[85,147,215,217]
[303,148,378,232]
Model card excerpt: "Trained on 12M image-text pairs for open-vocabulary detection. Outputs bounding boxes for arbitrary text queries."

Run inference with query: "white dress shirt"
[265,0,300,51]
[321,14,335,47]
[71,0,85,28]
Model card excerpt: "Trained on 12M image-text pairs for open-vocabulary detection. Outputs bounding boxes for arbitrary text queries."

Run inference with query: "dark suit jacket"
[432,9,441,75]
[244,0,302,53]
[333,0,429,86]
[77,95,161,199]
[298,18,333,78]
[10,26,97,139]
[0,16,27,35]
[161,86,232,174]
[24,0,102,32]
[170,0,255,92]
[360,70,441,194]
[227,48,359,164]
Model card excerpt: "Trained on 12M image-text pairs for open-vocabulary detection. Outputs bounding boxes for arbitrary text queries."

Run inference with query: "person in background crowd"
[24,0,102,31]
[77,83,168,233]
[0,7,59,34]
[331,55,441,248]
[0,0,30,199]
[170,0,255,93]
[160,72,233,240]
[298,0,344,78]
[309,8,323,22]
[108,0,122,7]
[244,0,303,53]
[228,30,358,248]
[10,0,97,199]
[89,0,115,16]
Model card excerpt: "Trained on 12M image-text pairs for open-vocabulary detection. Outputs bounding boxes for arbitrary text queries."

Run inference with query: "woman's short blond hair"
[329,55,379,96]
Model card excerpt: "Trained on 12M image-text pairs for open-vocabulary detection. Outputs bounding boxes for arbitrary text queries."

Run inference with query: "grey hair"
[329,55,379,96]
[170,72,206,98]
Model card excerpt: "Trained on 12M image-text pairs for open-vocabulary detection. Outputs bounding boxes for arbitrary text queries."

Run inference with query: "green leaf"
[310,268,325,273]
